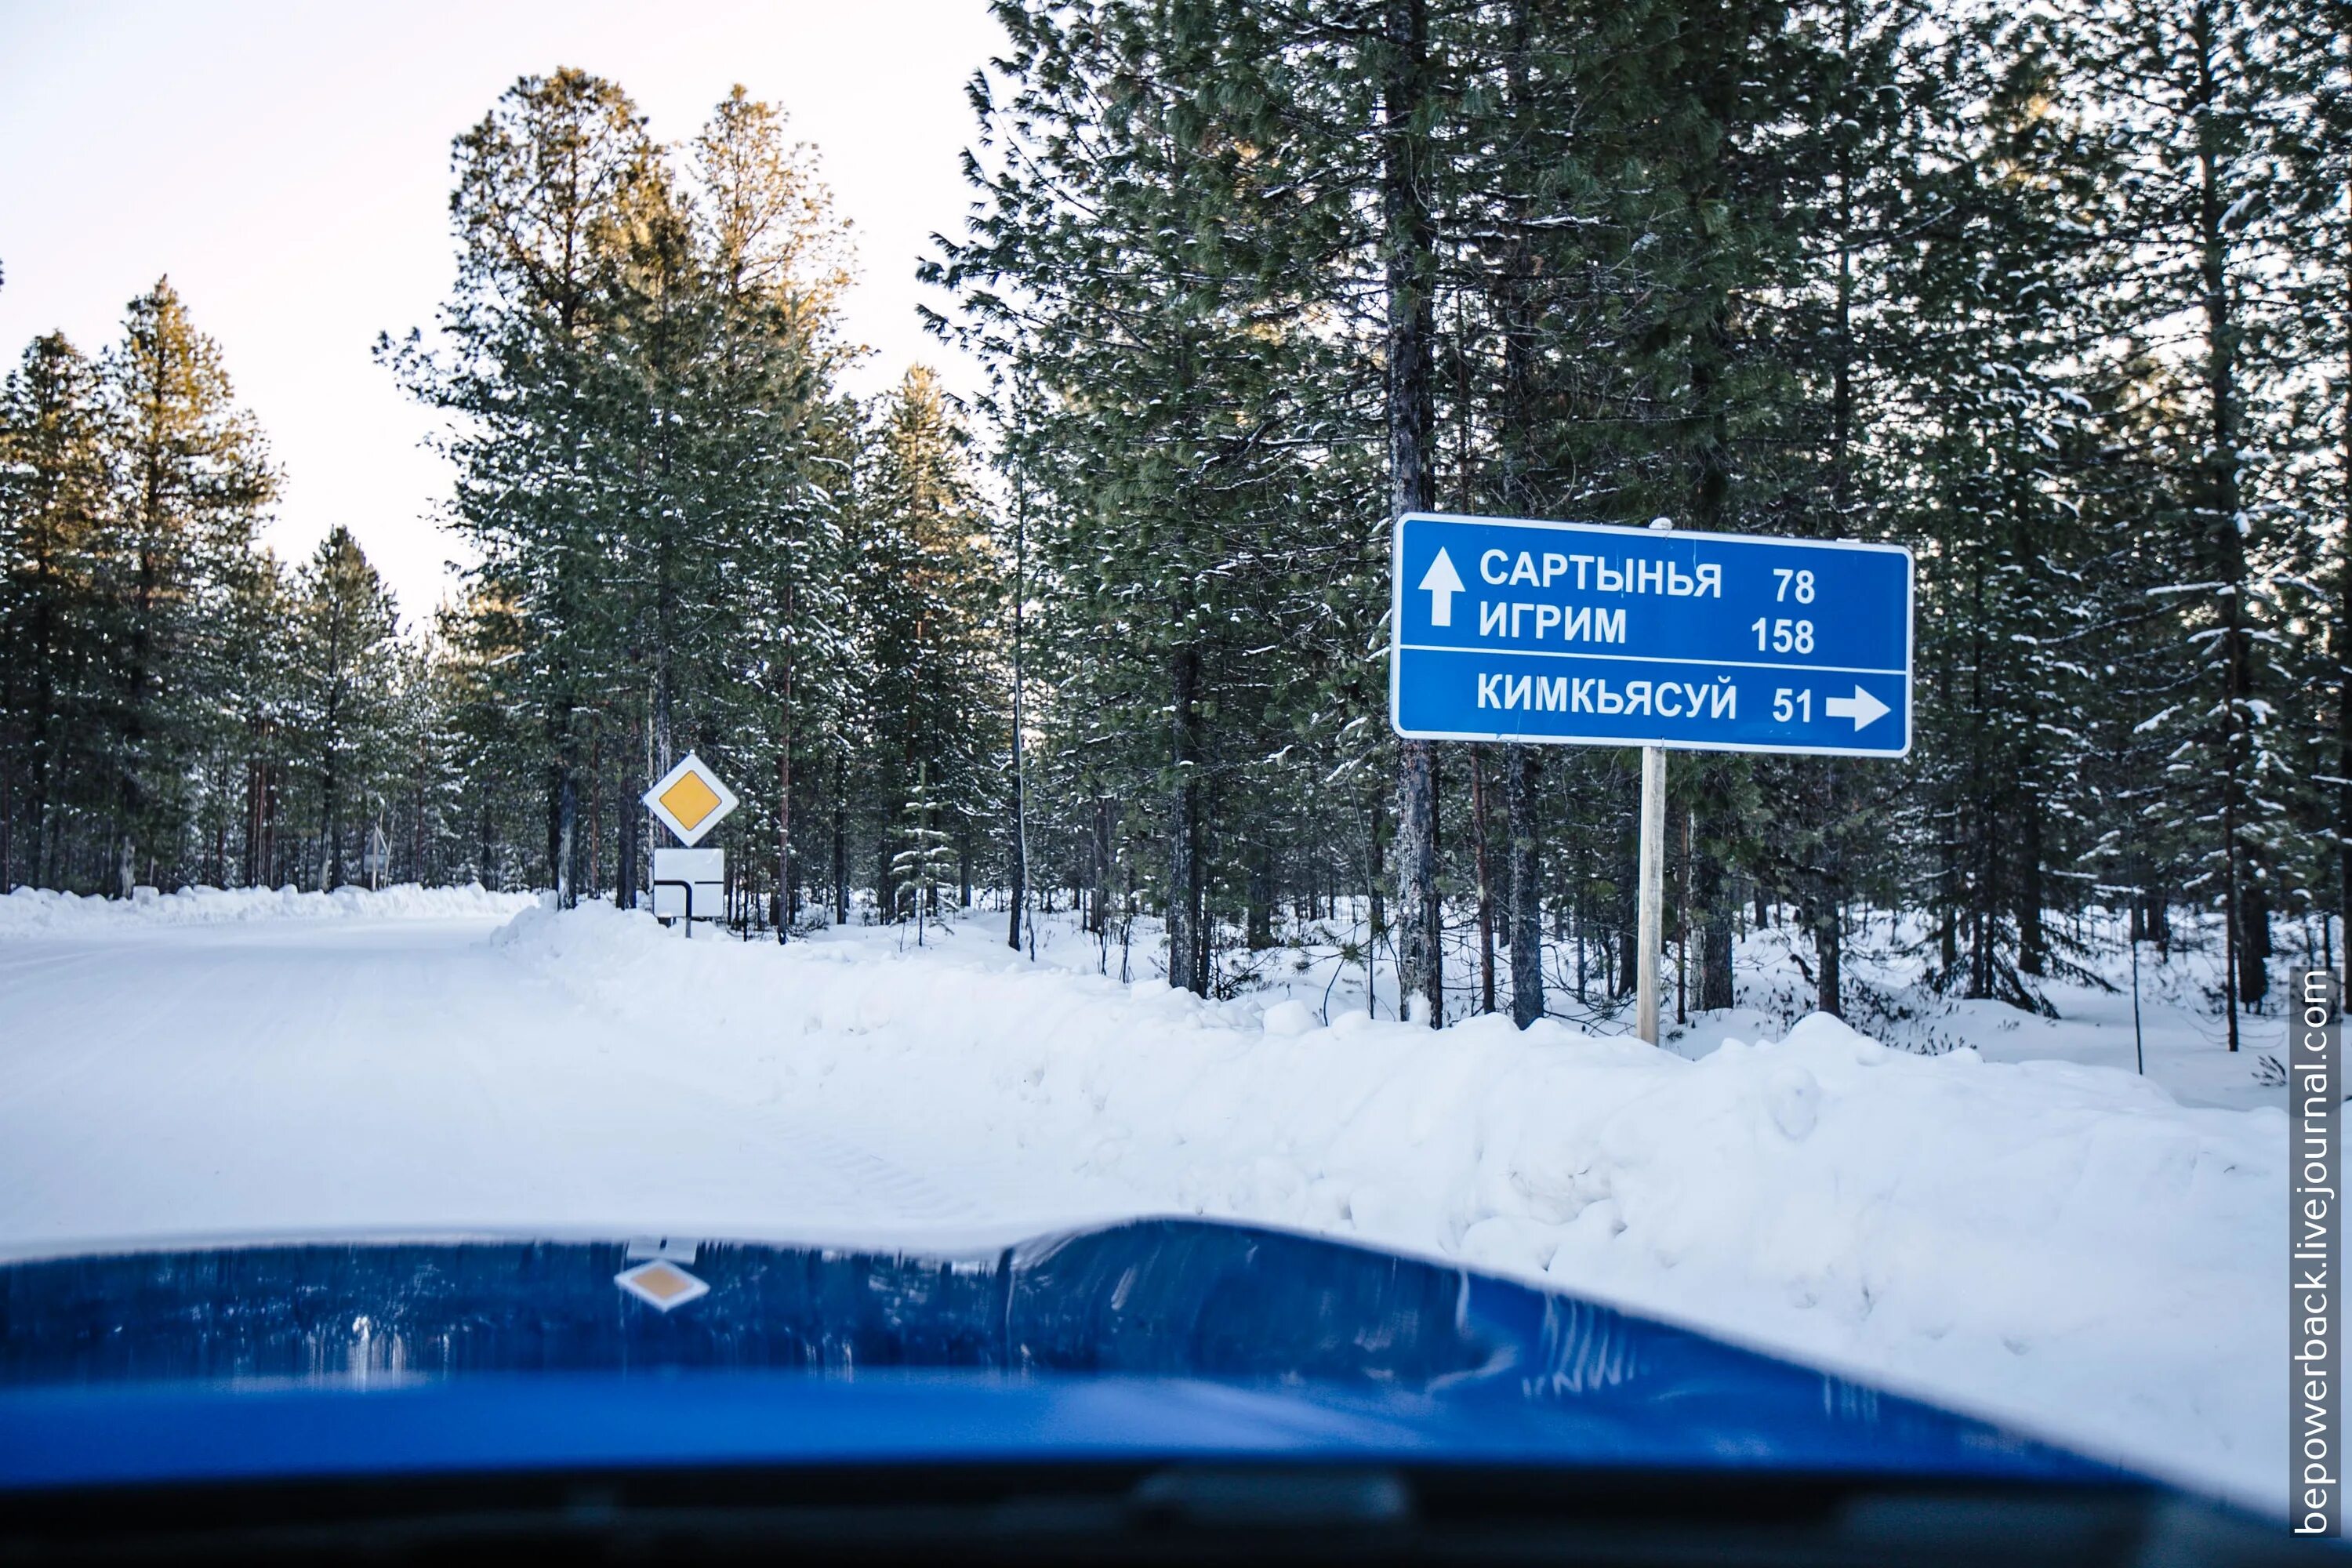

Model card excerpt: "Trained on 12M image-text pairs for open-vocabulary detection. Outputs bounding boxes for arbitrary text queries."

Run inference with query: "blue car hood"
[0,1218,2112,1492]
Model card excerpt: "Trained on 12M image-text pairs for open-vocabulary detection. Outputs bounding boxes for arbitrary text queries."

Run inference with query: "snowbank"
[495,902,2282,1508]
[0,882,537,936]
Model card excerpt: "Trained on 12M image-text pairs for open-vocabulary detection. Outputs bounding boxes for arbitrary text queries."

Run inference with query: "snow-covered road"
[0,886,2287,1512]
[0,911,1120,1254]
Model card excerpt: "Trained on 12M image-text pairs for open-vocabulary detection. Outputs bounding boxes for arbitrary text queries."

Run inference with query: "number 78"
[1773,568,1816,604]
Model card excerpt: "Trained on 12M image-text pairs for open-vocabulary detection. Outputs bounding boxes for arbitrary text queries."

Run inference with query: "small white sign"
[642,753,739,847]
[652,847,724,921]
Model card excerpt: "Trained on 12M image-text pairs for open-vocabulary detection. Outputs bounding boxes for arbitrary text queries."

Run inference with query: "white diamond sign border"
[642,752,739,847]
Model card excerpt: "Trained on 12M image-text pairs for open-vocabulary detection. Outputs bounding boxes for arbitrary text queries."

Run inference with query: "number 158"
[1752,618,1813,654]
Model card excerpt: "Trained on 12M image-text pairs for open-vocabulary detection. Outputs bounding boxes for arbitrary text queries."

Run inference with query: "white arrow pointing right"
[1824,684,1890,731]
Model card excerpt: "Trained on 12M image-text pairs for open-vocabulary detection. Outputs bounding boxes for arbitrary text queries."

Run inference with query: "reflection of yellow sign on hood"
[642,753,739,846]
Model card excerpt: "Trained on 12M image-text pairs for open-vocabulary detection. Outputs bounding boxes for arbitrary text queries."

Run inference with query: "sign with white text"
[1389,514,1913,757]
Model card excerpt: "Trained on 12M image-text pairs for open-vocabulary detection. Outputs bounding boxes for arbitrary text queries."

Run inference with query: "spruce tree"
[2076,0,2305,1039]
[387,69,659,906]
[102,278,277,894]
[290,528,401,890]
[0,333,113,890]
[850,366,999,914]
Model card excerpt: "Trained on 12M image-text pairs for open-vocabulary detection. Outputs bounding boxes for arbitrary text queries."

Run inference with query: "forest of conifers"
[0,0,2343,1039]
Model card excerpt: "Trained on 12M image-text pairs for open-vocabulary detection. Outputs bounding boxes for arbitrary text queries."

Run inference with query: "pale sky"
[0,0,1001,617]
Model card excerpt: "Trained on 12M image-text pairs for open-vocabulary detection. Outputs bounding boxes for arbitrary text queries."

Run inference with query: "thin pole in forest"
[1635,517,1675,1047]
[1008,452,1032,958]
[1472,746,1495,1014]
[1384,0,1441,1029]
[2132,910,2146,1076]
[2103,882,2149,1076]
[1637,744,1666,1047]
[777,581,793,946]
[1677,808,1690,1026]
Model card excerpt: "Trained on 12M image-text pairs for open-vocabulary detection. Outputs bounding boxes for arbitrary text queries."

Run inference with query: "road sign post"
[651,847,724,934]
[1389,512,1913,1042]
[642,754,740,934]
[1636,742,1666,1047]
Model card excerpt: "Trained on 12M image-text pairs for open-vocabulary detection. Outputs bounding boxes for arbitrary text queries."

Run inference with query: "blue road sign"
[1390,514,1912,757]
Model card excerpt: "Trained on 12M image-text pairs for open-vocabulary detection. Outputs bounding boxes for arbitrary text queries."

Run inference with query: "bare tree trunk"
[1247,840,1274,951]
[617,707,640,911]
[1808,887,1844,1020]
[2192,0,2256,1042]
[1090,796,1112,936]
[1494,2,1546,1033]
[1,753,15,893]
[321,618,344,892]
[1366,795,1385,1016]
[1385,0,1440,1029]
[2338,264,2351,993]
[1008,470,1029,953]
[1699,855,1734,1011]
[242,756,260,889]
[1007,767,1026,951]
[777,611,793,946]
[1675,808,1690,1025]
[1169,646,1204,995]
[261,757,278,889]
[1471,747,1494,1013]
[556,756,578,909]
[1506,746,1543,1028]
[833,752,849,924]
[209,763,226,887]
[1194,803,1212,993]
[586,726,602,902]
[2016,793,2045,977]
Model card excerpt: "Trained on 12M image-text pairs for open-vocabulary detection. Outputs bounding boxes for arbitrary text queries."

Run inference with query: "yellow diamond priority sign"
[643,753,739,846]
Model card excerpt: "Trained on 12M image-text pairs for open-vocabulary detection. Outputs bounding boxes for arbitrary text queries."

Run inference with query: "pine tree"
[890,761,959,944]
[208,546,296,888]
[102,278,277,895]
[0,332,113,890]
[850,365,1000,915]
[2076,0,2305,1040]
[2269,0,2350,978]
[391,72,859,920]
[1901,14,2115,1004]
[937,0,1386,998]
[387,69,659,908]
[688,85,858,935]
[289,528,401,890]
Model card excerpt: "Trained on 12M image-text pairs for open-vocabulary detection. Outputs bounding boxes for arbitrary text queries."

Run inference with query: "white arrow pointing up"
[1419,547,1466,627]
[1824,684,1891,730]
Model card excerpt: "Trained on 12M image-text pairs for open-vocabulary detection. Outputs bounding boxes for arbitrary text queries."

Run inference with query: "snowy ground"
[0,884,2290,1512]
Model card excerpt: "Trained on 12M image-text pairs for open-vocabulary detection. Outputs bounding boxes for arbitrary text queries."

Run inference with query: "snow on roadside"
[494,902,2282,1510]
[0,882,537,936]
